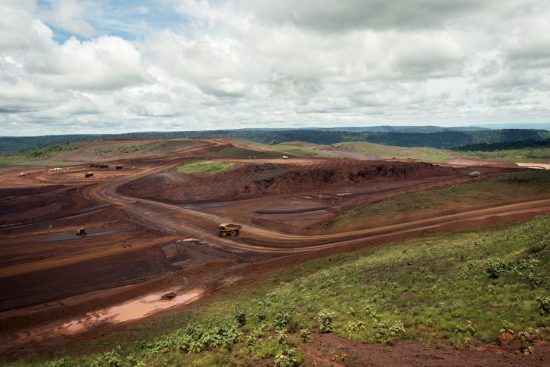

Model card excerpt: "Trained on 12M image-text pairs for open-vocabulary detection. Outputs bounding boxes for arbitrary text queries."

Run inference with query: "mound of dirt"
[120,161,465,203]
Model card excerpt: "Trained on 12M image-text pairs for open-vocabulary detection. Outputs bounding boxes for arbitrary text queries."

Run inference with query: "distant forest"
[455,138,550,151]
[1,127,549,154]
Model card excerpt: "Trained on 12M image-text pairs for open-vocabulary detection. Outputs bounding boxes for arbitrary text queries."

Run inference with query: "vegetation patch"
[334,170,550,229]
[204,147,280,159]
[334,141,453,163]
[8,214,549,366]
[0,142,80,166]
[462,147,550,163]
[177,160,236,176]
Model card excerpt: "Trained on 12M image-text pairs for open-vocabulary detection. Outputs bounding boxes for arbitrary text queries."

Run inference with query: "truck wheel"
[220,232,226,237]
[230,230,237,236]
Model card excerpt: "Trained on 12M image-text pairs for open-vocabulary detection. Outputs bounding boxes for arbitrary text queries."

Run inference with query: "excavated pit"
[119,160,468,204]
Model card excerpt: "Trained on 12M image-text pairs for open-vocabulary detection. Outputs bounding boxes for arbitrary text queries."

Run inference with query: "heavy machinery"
[76,227,87,236]
[219,223,241,237]
[468,171,481,178]
[85,172,94,178]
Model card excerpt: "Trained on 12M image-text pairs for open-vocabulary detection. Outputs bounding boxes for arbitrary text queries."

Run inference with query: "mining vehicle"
[85,172,94,178]
[115,165,124,170]
[468,171,481,178]
[76,227,87,236]
[219,223,241,237]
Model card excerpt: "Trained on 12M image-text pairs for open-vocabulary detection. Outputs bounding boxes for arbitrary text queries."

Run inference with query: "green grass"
[462,147,550,163]
[0,142,80,166]
[333,142,453,163]
[177,160,236,176]
[334,171,550,229]
[203,147,280,159]
[93,139,203,156]
[7,214,549,366]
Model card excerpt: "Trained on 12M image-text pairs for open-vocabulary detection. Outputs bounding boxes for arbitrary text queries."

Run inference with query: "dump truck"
[85,172,94,178]
[76,227,87,236]
[219,223,241,237]
[468,171,481,178]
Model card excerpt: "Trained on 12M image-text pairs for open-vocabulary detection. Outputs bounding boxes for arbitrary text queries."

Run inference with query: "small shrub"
[537,296,550,315]
[345,320,366,332]
[274,348,298,367]
[317,310,335,333]
[276,330,288,346]
[126,354,146,367]
[300,328,310,343]
[273,309,297,332]
[389,320,406,337]
[258,310,267,322]
[235,310,247,327]
[485,260,507,279]
[518,329,536,355]
[90,346,122,367]
[44,357,69,367]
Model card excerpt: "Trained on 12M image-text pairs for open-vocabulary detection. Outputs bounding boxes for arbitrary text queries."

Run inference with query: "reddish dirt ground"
[294,333,549,367]
[0,138,548,360]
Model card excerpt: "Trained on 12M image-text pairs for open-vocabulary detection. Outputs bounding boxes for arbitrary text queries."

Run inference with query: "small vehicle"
[219,223,241,237]
[468,171,481,178]
[282,155,289,159]
[85,172,94,178]
[76,227,87,236]
[115,165,124,170]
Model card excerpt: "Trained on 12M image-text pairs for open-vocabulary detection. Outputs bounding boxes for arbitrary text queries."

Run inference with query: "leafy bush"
[485,257,539,280]
[485,260,507,279]
[273,309,297,332]
[44,358,69,367]
[317,310,335,333]
[274,348,298,367]
[300,328,310,342]
[537,296,550,315]
[235,310,247,327]
[89,346,122,367]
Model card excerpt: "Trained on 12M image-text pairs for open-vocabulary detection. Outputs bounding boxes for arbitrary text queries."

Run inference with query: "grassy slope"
[333,141,550,164]
[9,215,549,367]
[177,160,236,176]
[334,171,550,229]
[0,139,205,169]
[461,147,550,163]
[203,147,281,159]
[0,142,80,166]
[333,141,454,162]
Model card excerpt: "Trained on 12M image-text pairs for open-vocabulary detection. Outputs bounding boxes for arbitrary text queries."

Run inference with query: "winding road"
[86,141,550,255]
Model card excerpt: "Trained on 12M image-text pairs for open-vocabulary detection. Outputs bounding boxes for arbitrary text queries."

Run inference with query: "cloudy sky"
[1,0,549,135]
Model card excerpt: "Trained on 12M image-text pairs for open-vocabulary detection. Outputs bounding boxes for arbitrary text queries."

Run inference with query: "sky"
[1,0,549,136]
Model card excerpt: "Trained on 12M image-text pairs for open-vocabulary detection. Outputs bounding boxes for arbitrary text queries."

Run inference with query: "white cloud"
[0,0,549,135]
[46,0,95,37]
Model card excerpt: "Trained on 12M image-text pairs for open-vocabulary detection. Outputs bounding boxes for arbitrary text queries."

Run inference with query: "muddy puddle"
[11,288,204,346]
[46,229,117,242]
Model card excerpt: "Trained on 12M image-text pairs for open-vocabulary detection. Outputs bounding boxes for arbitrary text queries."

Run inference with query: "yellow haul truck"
[219,223,241,237]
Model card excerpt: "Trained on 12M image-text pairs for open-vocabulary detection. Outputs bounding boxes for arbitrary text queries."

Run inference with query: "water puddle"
[46,229,117,242]
[516,162,550,170]
[12,288,204,344]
